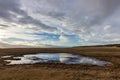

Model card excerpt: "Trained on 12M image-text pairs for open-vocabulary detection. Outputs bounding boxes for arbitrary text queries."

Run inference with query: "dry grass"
[0,47,120,80]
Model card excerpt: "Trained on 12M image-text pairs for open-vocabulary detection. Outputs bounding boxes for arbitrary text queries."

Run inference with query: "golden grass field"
[0,47,120,80]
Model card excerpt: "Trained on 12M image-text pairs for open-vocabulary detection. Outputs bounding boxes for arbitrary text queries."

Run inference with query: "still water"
[1,53,111,66]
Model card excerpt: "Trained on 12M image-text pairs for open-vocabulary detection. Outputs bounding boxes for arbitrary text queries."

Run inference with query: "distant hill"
[100,44,120,47]
[0,42,62,48]
[0,42,34,48]
[73,44,120,48]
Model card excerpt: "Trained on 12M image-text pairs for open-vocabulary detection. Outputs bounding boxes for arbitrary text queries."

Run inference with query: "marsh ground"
[0,47,120,80]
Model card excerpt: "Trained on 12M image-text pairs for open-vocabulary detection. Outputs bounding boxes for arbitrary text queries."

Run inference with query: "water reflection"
[0,53,111,66]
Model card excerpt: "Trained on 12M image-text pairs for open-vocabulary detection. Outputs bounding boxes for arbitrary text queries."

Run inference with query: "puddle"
[0,53,111,66]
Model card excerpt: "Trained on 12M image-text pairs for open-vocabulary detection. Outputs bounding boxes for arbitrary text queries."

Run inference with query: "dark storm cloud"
[66,0,120,35]
[0,0,120,47]
[77,0,120,25]
[39,0,120,36]
[0,24,10,27]
[0,0,25,21]
[1,0,119,31]
[96,0,120,21]
[18,15,58,32]
[0,0,120,29]
[0,0,17,19]
[0,0,58,32]
[48,11,65,20]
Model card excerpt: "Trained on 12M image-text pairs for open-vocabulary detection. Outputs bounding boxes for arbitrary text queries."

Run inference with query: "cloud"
[0,0,59,33]
[104,25,111,31]
[0,0,27,22]
[0,0,120,47]
[59,35,69,42]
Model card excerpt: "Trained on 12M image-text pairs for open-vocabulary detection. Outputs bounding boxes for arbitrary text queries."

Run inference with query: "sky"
[0,0,120,48]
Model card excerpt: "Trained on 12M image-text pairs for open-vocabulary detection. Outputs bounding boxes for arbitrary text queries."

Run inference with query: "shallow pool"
[0,53,111,66]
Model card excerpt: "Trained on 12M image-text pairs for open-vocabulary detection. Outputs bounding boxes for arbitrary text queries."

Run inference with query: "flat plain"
[0,47,120,80]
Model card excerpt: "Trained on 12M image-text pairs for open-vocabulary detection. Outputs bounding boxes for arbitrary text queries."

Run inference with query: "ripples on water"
[0,53,111,66]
